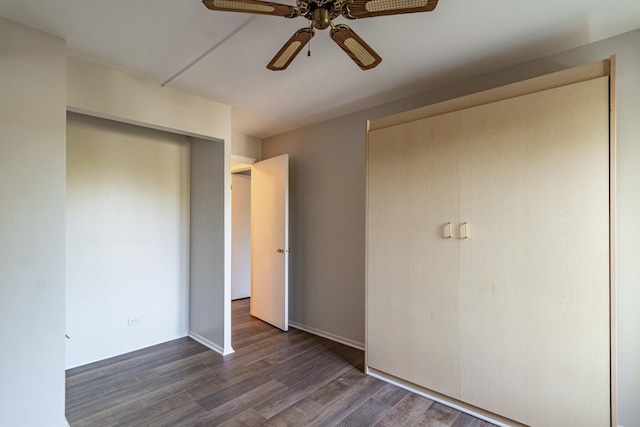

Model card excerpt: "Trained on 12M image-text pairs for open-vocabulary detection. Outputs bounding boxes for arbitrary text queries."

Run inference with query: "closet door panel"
[368,112,460,398]
[457,89,531,421]
[458,77,610,427]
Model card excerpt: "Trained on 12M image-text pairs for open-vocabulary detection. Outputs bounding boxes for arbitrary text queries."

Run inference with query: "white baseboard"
[188,331,234,356]
[65,333,187,369]
[367,369,515,427]
[288,321,365,351]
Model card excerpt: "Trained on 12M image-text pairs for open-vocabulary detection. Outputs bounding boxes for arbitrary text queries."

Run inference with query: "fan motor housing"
[312,8,331,29]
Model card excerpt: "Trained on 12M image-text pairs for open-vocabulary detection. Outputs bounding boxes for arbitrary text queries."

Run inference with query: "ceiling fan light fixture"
[202,0,439,70]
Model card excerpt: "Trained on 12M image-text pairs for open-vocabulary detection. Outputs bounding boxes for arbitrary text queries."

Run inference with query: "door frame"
[230,154,257,303]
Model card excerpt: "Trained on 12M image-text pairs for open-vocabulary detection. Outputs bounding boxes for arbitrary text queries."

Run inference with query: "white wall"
[231,174,251,300]
[264,28,640,427]
[263,118,367,350]
[232,132,262,160]
[190,138,232,354]
[0,18,68,427]
[68,57,231,143]
[66,113,190,368]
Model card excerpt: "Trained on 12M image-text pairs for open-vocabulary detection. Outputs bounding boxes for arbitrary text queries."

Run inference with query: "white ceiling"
[1,0,639,139]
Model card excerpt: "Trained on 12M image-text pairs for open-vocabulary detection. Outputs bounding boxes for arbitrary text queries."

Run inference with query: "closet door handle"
[461,222,470,239]
[444,222,453,239]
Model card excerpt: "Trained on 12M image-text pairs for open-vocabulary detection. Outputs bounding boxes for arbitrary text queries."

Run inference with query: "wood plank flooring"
[66,298,495,426]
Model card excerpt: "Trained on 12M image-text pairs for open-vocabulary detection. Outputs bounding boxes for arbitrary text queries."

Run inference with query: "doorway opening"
[230,154,290,341]
[231,160,254,301]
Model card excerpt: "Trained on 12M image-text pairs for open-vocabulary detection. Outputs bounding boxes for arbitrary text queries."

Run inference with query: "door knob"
[277,248,284,253]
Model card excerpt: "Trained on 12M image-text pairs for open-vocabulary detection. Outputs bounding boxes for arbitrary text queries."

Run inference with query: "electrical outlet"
[127,317,142,327]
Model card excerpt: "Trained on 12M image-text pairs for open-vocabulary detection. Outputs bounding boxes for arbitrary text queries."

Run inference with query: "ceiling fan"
[202,0,439,70]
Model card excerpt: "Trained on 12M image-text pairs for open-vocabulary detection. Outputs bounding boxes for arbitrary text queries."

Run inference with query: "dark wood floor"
[66,298,495,426]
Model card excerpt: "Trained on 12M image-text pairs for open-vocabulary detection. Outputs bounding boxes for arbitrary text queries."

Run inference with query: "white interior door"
[250,154,289,331]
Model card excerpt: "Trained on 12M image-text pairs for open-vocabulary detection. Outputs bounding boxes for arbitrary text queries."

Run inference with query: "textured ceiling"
[1,0,639,138]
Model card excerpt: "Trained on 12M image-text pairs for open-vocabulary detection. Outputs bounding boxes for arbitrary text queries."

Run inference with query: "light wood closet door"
[458,77,610,427]
[368,112,461,398]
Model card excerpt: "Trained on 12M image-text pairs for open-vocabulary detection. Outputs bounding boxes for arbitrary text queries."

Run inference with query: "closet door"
[367,112,461,398]
[458,77,610,426]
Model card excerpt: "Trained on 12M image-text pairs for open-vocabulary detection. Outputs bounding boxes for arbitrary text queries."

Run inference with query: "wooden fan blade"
[203,0,299,18]
[330,24,381,70]
[267,28,315,71]
[343,0,438,19]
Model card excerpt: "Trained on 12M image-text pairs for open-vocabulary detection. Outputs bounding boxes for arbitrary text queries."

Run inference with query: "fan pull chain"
[308,39,311,57]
